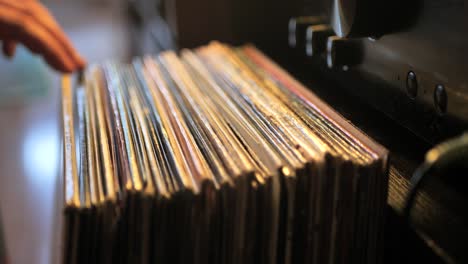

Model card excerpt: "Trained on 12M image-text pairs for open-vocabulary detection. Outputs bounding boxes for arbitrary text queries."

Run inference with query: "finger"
[0,1,84,71]
[25,2,86,69]
[2,40,16,58]
[18,21,76,72]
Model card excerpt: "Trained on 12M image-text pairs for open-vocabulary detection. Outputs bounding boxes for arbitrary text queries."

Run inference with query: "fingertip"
[75,56,87,71]
[61,63,75,74]
[43,54,74,73]
[2,41,17,59]
[44,51,78,73]
[60,66,74,74]
[52,64,73,74]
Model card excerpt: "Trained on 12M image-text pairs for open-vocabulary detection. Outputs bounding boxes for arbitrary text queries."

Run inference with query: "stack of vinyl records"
[61,42,389,264]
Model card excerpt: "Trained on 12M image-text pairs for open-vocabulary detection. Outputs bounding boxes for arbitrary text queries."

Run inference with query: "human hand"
[0,0,85,73]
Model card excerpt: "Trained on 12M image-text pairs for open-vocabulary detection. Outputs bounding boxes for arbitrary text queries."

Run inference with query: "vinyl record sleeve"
[61,43,389,264]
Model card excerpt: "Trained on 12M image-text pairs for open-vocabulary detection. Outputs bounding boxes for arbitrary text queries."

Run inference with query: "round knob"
[305,24,335,57]
[331,0,358,37]
[289,16,326,48]
[326,36,363,69]
[331,0,417,38]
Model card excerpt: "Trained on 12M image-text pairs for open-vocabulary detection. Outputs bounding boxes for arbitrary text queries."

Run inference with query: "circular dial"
[330,0,416,38]
[331,0,357,38]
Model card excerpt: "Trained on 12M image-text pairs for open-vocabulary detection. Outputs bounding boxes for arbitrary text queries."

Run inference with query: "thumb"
[2,40,17,58]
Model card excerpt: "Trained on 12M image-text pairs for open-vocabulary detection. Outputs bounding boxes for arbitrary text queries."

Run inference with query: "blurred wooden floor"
[0,2,130,263]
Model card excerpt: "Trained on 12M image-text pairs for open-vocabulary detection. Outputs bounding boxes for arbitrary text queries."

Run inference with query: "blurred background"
[0,0,290,263]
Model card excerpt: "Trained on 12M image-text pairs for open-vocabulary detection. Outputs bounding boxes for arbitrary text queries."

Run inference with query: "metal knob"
[326,36,363,69]
[305,24,335,57]
[330,0,418,38]
[288,16,326,48]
